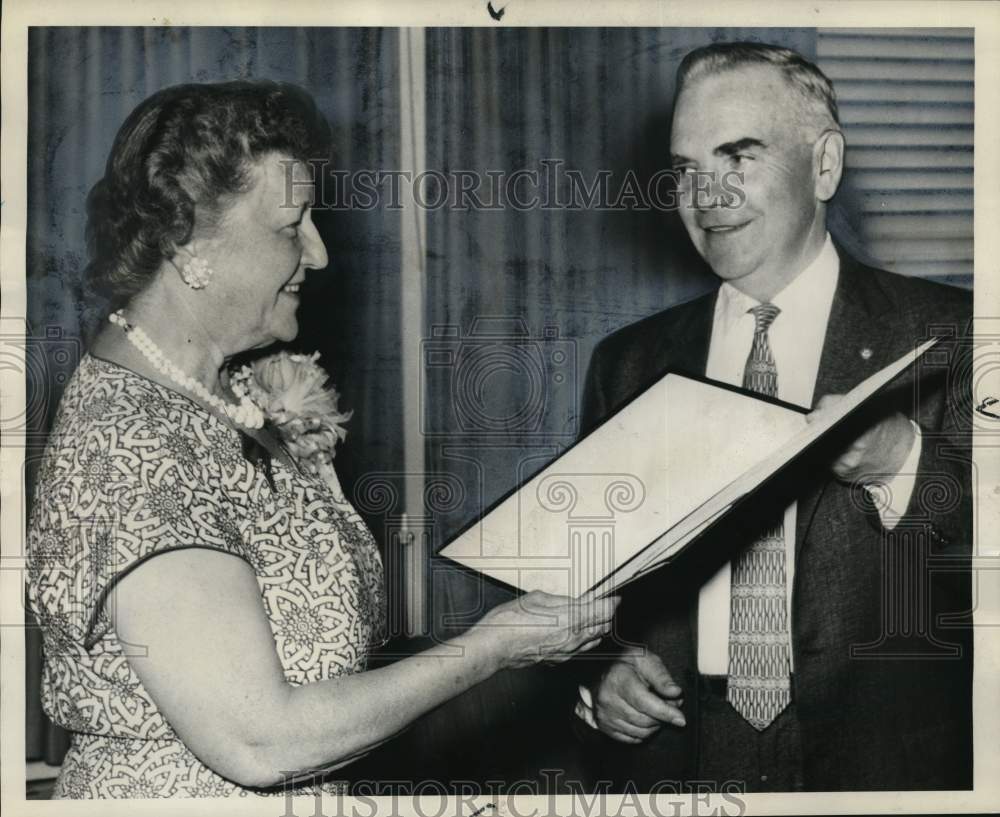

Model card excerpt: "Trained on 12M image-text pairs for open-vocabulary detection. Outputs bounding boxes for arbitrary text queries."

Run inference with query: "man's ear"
[814,129,845,202]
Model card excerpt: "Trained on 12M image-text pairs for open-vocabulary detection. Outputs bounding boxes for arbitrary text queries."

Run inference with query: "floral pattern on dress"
[27,355,385,798]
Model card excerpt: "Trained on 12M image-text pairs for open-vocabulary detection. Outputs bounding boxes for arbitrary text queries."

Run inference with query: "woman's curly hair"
[85,80,331,308]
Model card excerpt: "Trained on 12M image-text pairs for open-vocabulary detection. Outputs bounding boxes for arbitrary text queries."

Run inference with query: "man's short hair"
[677,42,841,137]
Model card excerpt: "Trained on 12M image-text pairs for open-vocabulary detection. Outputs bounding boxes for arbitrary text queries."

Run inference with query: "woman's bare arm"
[110,547,616,788]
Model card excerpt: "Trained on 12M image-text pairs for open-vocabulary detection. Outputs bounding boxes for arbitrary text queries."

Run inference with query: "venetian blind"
[816,28,974,287]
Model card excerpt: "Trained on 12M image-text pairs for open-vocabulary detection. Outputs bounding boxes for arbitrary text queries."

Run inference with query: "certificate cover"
[440,338,937,596]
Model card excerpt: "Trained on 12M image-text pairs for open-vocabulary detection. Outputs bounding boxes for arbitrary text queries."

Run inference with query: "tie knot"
[749,303,780,334]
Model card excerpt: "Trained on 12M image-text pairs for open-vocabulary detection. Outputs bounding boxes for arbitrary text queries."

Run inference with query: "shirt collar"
[714,234,839,327]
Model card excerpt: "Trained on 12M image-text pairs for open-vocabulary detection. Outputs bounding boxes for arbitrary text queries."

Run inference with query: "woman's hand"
[471,590,621,670]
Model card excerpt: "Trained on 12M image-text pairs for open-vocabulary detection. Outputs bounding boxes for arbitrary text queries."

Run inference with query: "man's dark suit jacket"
[579,250,973,791]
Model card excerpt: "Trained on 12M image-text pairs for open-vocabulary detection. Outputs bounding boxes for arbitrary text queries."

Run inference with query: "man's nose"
[691,169,739,210]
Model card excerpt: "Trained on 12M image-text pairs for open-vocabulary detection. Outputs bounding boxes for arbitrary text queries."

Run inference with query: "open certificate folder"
[440,338,939,597]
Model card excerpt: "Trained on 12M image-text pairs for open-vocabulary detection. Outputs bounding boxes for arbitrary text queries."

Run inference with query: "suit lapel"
[795,249,899,552]
[657,289,717,379]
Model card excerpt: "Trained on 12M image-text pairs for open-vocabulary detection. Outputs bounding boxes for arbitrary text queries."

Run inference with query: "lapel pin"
[860,347,873,360]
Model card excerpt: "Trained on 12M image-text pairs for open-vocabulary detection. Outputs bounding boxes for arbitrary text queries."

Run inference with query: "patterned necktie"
[726,302,792,730]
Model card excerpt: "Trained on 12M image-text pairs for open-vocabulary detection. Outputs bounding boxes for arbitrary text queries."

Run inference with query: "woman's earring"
[181,256,213,289]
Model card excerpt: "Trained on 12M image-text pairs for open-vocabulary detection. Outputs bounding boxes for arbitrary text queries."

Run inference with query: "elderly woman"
[26,81,616,799]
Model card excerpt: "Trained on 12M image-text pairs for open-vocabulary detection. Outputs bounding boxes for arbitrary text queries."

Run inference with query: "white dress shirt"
[697,234,920,672]
[576,235,922,727]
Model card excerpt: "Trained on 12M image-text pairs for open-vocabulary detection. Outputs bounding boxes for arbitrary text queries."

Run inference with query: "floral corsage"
[231,351,352,499]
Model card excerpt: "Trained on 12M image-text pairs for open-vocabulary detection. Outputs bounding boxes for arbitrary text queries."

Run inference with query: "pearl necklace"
[109,309,264,429]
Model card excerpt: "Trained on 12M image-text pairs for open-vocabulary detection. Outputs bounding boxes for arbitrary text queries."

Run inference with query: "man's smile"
[701,221,751,235]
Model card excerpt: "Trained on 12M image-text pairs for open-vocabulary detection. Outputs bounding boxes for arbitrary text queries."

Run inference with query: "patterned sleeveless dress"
[26,355,385,798]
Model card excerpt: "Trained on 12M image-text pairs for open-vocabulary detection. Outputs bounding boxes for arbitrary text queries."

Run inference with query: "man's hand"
[587,649,685,744]
[808,394,916,483]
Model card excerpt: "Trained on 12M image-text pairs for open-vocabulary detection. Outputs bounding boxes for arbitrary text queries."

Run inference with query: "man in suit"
[574,42,973,792]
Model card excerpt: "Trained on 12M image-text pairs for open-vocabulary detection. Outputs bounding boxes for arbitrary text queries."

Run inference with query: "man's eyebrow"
[670,138,767,167]
[715,138,767,156]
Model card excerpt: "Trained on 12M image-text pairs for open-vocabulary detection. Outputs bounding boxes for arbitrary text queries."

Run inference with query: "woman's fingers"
[488,590,621,669]
[577,589,620,604]
[570,595,619,629]
[578,635,605,651]
[541,621,610,658]
[528,590,619,620]
[566,605,615,639]
[542,634,605,665]
[520,594,617,638]
[555,634,604,657]
[575,592,621,625]
[523,590,572,607]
